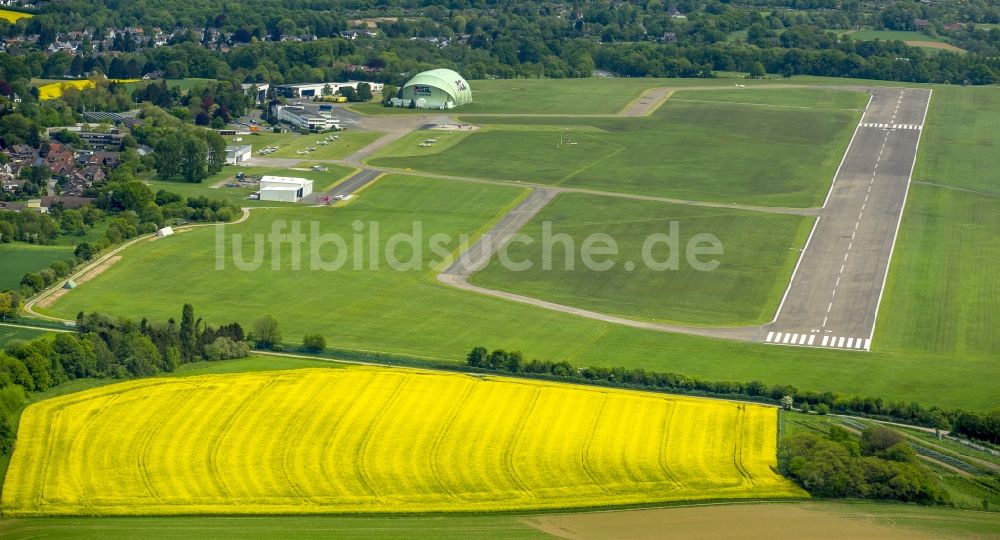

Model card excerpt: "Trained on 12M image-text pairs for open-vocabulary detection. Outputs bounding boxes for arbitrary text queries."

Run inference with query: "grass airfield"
[36,171,999,410]
[371,88,865,207]
[6,77,1000,535]
[471,192,813,326]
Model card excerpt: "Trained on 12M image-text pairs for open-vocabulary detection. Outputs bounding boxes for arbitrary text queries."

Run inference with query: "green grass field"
[121,78,219,92]
[372,90,864,207]
[35,173,1000,410]
[848,30,945,42]
[243,130,383,160]
[0,515,547,539]
[0,325,54,346]
[0,502,996,539]
[471,193,813,325]
[874,85,1000,360]
[371,130,473,159]
[0,244,74,291]
[875,186,999,357]
[914,87,1000,193]
[144,163,357,207]
[668,88,868,110]
[350,77,817,116]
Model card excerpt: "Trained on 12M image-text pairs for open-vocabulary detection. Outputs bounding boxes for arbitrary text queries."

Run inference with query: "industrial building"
[274,106,339,131]
[241,83,270,104]
[275,81,385,98]
[390,69,472,109]
[46,125,125,150]
[258,176,313,202]
[225,144,252,165]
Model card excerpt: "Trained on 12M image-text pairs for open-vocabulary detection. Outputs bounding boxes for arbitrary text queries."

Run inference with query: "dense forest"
[0,0,997,86]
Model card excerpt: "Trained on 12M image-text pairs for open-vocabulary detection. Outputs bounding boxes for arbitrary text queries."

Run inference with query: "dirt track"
[35,256,121,309]
[23,208,252,321]
[525,503,939,540]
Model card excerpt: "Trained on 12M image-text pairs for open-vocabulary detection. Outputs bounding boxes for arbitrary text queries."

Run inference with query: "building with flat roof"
[275,106,339,131]
[258,176,313,202]
[275,81,384,98]
[225,144,252,165]
[241,83,270,104]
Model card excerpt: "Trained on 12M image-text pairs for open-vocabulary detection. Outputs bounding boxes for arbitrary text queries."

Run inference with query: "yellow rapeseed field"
[37,79,142,100]
[1,367,806,516]
[37,80,94,100]
[0,9,31,23]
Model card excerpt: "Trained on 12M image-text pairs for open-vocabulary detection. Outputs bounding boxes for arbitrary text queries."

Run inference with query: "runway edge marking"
[768,216,820,324]
[867,88,933,346]
[821,93,874,209]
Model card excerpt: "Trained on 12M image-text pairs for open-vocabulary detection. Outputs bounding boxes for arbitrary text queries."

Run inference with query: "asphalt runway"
[761,87,932,351]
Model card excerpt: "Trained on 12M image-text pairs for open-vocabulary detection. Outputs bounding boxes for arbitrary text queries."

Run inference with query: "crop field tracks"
[2,367,804,516]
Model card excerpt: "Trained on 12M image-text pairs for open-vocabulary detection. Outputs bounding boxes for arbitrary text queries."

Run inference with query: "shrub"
[204,337,251,361]
[302,334,326,353]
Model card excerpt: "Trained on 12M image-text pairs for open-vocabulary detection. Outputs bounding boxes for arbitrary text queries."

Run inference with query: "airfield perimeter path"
[760,87,932,352]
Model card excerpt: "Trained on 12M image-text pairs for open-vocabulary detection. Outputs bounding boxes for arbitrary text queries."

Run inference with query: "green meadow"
[668,87,868,110]
[351,76,813,116]
[0,244,74,291]
[847,30,946,42]
[371,89,864,207]
[876,186,999,357]
[37,174,998,410]
[875,86,1000,360]
[0,325,55,347]
[914,86,1000,192]
[471,193,813,326]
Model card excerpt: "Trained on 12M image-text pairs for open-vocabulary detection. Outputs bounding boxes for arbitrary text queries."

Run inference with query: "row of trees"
[1,0,998,86]
[151,127,226,182]
[465,346,1000,445]
[781,425,949,503]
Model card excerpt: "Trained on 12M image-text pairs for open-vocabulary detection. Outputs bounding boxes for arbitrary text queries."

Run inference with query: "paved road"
[300,168,382,205]
[761,87,932,351]
[440,189,560,277]
[620,87,673,117]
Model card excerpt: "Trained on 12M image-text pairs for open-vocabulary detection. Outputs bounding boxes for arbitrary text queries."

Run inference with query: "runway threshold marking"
[764,331,870,350]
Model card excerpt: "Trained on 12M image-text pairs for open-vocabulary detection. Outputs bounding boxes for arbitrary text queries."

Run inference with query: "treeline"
[0,0,997,86]
[132,79,250,128]
[125,106,229,183]
[595,38,999,85]
[0,304,251,455]
[465,346,1000,446]
[781,425,949,504]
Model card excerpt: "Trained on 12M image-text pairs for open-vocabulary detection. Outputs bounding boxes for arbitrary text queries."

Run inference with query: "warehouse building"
[241,83,270,104]
[275,81,385,98]
[225,144,252,165]
[275,106,339,131]
[390,69,472,110]
[258,176,313,202]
